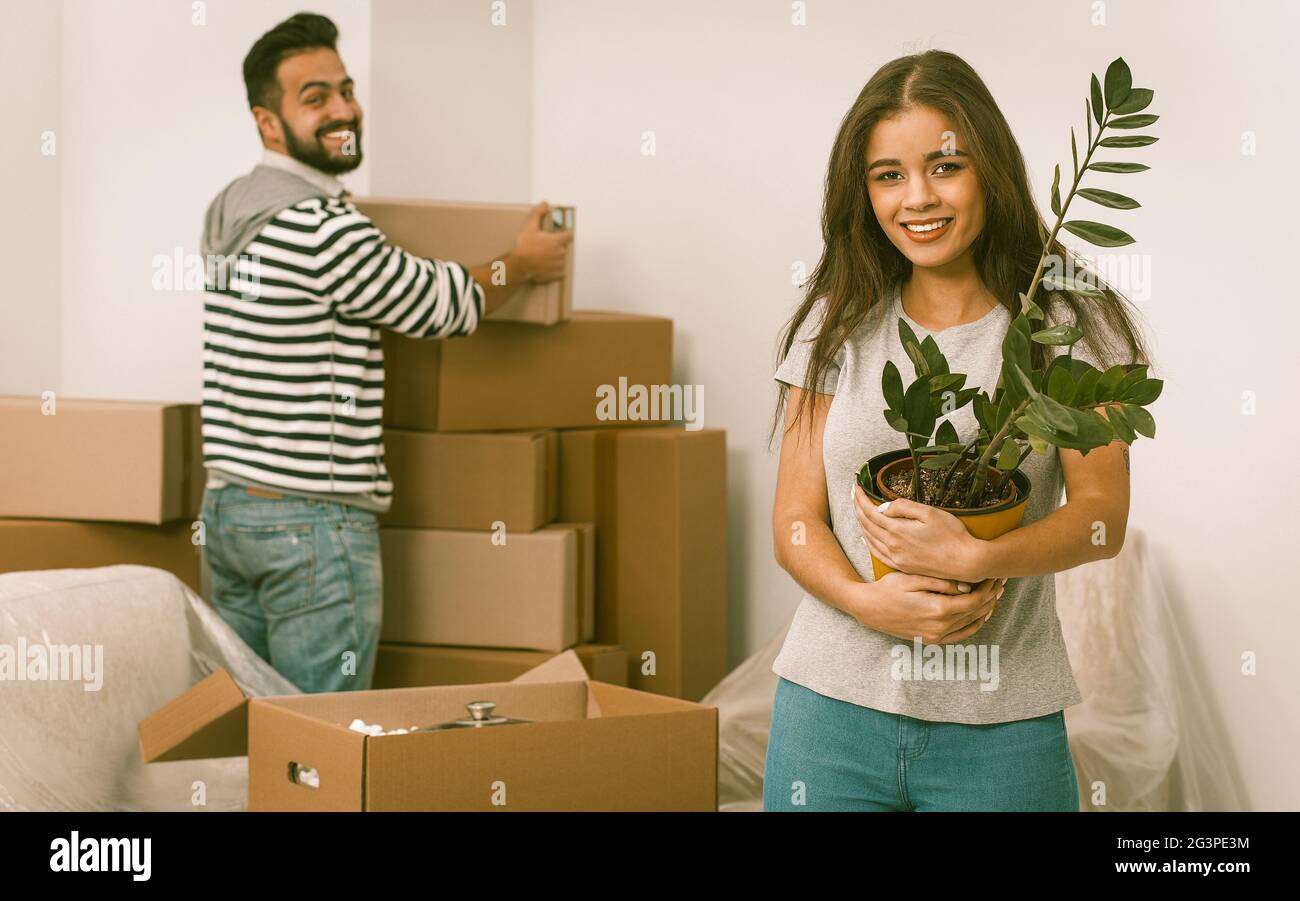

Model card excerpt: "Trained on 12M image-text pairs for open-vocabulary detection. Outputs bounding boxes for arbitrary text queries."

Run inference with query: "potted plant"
[857,57,1165,580]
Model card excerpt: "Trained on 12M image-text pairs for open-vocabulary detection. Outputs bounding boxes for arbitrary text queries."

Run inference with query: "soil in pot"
[882,458,1014,510]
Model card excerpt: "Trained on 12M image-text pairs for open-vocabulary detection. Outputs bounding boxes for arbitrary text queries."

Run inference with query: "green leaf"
[1108,113,1159,129]
[1088,161,1150,174]
[1012,362,1039,400]
[1001,321,1033,403]
[1121,377,1163,406]
[897,318,929,377]
[973,393,994,433]
[995,389,1013,432]
[1099,135,1159,148]
[1105,403,1137,444]
[935,419,959,447]
[995,441,1021,471]
[1027,433,1050,455]
[882,359,904,411]
[1077,187,1141,210]
[1031,394,1076,432]
[1120,402,1156,438]
[1046,366,1076,406]
[919,453,960,470]
[1050,163,1062,217]
[1061,220,1136,247]
[1041,273,1106,297]
[1094,364,1128,402]
[1112,87,1154,114]
[1103,57,1132,109]
[1115,365,1149,399]
[1070,128,1078,179]
[1018,291,1044,319]
[919,334,948,377]
[1031,323,1084,346]
[884,409,909,433]
[928,372,965,395]
[1072,366,1101,407]
[904,379,935,440]
[1090,75,1104,125]
[1069,406,1119,449]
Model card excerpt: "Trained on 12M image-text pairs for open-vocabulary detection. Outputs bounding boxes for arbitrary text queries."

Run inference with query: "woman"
[764,49,1153,812]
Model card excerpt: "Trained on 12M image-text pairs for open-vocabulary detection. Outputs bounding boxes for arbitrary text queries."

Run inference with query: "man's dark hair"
[243,13,339,112]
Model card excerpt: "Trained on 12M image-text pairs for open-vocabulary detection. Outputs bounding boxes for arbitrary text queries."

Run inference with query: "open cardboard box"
[139,651,716,811]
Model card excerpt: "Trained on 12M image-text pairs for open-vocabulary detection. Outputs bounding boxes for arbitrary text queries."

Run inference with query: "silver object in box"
[423,701,533,731]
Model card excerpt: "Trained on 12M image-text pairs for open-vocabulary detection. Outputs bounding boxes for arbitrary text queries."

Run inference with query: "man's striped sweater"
[202,178,483,514]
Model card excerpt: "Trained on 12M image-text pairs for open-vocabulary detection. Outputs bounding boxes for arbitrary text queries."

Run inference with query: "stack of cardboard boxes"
[4,199,727,809]
[0,395,205,591]
[359,197,730,703]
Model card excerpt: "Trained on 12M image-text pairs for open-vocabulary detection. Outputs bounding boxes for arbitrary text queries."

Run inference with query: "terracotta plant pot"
[855,448,1032,581]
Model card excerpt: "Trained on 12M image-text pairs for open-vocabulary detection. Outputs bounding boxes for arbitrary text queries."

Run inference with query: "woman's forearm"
[967,496,1125,581]
[775,514,870,617]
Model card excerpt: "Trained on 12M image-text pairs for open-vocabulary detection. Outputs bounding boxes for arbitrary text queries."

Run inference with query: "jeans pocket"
[335,519,382,628]
[226,522,315,617]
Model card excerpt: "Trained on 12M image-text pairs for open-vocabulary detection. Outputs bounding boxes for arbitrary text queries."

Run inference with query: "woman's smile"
[900,216,954,243]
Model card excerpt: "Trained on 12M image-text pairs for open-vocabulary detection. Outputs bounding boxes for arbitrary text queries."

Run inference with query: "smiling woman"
[764,48,1154,813]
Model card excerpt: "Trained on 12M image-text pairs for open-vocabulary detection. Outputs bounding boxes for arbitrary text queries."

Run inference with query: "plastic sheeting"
[1056,529,1243,811]
[1,533,1245,812]
[706,527,1244,811]
[0,565,299,812]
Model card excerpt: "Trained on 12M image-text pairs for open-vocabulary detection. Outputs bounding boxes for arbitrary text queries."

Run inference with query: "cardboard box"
[139,651,718,811]
[378,428,557,531]
[373,643,628,689]
[558,427,727,701]
[0,519,203,594]
[382,311,673,432]
[0,395,204,524]
[380,522,594,651]
[353,197,574,325]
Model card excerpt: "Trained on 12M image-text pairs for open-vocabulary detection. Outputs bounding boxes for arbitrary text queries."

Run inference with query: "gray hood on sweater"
[201,164,330,282]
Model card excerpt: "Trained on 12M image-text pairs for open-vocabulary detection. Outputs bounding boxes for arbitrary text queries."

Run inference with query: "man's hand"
[510,201,572,284]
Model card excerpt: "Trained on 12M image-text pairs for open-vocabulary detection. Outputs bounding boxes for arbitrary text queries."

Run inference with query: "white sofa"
[0,565,297,811]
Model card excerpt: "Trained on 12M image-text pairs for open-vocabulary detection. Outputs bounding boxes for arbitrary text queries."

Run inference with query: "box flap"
[512,649,602,718]
[511,648,588,684]
[138,669,250,762]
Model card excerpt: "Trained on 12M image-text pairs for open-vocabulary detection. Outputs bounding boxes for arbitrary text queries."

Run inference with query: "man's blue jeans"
[199,484,383,693]
[763,677,1080,811]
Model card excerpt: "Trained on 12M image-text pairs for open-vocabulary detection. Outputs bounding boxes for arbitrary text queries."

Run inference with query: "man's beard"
[280,116,363,175]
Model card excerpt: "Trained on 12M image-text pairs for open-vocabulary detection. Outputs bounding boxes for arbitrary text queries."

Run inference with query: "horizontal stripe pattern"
[202,196,483,502]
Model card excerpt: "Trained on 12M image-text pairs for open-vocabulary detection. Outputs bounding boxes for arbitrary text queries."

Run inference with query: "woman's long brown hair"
[769,49,1154,449]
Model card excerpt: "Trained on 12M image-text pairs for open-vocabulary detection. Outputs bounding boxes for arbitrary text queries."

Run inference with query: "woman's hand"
[847,572,1005,644]
[853,483,986,583]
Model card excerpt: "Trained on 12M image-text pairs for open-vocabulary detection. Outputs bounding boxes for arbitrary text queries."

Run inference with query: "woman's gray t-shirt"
[773,276,1098,724]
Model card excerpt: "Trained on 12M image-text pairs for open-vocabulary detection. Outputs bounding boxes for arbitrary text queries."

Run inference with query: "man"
[198,12,571,693]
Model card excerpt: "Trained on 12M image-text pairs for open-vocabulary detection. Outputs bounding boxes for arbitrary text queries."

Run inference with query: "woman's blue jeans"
[763,676,1080,811]
[199,485,383,693]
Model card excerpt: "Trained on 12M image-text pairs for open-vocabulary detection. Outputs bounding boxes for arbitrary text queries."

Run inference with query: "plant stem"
[938,437,980,504]
[973,106,1114,508]
[909,446,920,500]
[963,397,1033,507]
[1024,109,1112,311]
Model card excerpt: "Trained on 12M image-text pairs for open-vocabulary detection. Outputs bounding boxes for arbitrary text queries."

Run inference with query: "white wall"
[4,0,1295,810]
[369,0,533,199]
[0,0,62,395]
[56,0,372,403]
[530,0,1299,809]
